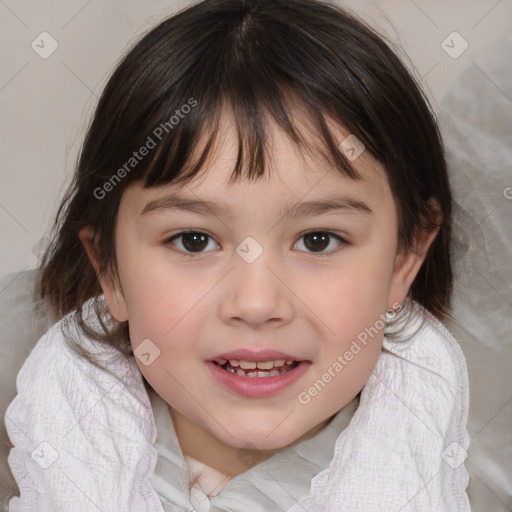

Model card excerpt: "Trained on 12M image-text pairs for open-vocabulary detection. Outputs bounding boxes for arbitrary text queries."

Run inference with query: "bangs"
[139,88,362,190]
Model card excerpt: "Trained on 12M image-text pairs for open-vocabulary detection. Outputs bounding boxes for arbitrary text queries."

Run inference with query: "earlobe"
[78,227,129,322]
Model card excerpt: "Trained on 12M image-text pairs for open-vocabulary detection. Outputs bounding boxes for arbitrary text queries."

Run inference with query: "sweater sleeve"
[4,316,163,512]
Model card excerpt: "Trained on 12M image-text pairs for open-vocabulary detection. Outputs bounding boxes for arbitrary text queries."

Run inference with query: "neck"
[170,407,333,478]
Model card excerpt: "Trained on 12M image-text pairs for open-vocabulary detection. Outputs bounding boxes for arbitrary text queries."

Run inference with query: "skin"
[80,109,439,481]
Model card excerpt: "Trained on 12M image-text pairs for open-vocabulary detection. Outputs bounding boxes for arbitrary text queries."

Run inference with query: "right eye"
[163,230,220,255]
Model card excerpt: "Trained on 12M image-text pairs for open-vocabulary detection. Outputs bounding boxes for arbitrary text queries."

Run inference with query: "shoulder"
[7,299,152,431]
[379,301,470,437]
[5,300,159,510]
[383,301,469,392]
[10,307,121,402]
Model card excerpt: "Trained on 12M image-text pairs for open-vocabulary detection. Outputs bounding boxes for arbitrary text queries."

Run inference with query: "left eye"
[164,230,347,255]
[293,231,346,254]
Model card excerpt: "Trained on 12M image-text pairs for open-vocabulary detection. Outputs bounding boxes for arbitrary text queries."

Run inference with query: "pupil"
[304,232,328,252]
[183,233,207,252]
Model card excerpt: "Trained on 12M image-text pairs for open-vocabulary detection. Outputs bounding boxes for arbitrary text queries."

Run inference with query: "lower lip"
[206,361,310,397]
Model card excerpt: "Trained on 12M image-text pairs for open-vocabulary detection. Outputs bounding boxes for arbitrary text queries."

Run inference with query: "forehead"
[122,108,392,217]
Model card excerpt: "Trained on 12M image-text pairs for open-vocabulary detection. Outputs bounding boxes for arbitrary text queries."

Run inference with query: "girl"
[5,0,470,510]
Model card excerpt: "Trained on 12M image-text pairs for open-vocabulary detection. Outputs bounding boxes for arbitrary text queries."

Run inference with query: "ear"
[78,227,129,322]
[387,203,442,309]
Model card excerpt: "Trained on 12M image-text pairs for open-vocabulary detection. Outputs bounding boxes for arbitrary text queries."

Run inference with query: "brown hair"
[36,0,452,368]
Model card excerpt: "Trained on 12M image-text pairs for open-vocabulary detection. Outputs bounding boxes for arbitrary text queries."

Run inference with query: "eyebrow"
[140,194,373,219]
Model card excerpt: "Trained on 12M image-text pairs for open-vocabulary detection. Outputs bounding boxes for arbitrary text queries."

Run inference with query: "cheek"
[302,244,394,386]
[128,298,208,413]
[116,241,190,332]
[313,250,394,328]
[308,265,387,411]
[118,247,211,367]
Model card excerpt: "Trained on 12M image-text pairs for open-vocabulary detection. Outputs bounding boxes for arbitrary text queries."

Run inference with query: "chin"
[229,435,298,452]
[218,421,307,451]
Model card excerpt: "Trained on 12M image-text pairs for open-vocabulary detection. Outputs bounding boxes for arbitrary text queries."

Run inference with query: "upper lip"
[209,349,305,363]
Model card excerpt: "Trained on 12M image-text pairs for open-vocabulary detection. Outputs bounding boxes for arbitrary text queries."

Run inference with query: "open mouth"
[207,355,310,397]
[213,358,300,378]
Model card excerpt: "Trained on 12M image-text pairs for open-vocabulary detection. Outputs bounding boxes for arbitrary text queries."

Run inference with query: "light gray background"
[0,0,511,276]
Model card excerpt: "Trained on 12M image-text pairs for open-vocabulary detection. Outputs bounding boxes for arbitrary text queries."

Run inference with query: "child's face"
[90,112,424,455]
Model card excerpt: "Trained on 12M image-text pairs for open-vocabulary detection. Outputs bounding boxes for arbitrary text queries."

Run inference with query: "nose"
[218,251,295,330]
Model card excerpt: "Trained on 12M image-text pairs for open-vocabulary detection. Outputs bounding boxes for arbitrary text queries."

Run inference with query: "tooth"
[286,360,293,365]
[229,359,240,367]
[257,371,269,377]
[269,370,280,377]
[236,369,245,376]
[274,359,285,367]
[239,360,257,369]
[256,361,274,370]
[247,372,258,378]
[218,359,227,365]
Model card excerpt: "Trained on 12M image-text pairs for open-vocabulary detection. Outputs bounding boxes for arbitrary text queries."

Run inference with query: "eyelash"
[162,229,349,257]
